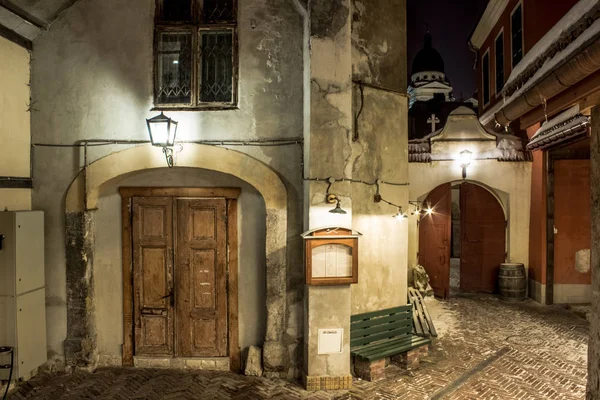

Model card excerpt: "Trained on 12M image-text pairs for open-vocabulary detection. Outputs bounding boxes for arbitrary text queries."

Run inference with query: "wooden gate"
[460,183,506,293]
[419,183,451,298]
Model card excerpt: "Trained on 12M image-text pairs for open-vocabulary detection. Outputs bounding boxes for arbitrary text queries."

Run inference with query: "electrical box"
[301,226,361,285]
[0,211,47,380]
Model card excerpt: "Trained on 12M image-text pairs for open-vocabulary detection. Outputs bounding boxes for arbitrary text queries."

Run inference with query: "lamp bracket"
[326,193,338,204]
[163,147,174,168]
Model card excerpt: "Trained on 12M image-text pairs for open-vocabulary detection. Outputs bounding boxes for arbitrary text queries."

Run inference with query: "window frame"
[153,0,239,111]
[482,48,490,108]
[510,1,524,69]
[494,28,505,97]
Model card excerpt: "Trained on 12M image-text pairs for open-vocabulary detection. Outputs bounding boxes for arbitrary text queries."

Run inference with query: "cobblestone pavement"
[6,295,589,399]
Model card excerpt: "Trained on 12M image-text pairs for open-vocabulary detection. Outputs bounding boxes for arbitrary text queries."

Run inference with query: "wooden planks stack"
[408,287,438,338]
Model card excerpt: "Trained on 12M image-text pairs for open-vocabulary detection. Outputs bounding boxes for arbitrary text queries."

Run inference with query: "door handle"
[160,289,174,308]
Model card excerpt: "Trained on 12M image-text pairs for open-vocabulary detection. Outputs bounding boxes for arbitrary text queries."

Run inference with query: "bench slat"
[354,335,429,356]
[350,305,412,322]
[351,319,411,339]
[352,335,415,354]
[350,326,412,347]
[351,312,411,330]
[353,336,430,362]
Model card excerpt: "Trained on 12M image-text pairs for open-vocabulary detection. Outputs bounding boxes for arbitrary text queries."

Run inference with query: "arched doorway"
[419,182,506,298]
[63,144,288,373]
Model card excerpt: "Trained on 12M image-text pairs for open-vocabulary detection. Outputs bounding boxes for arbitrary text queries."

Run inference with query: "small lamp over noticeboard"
[301,226,362,285]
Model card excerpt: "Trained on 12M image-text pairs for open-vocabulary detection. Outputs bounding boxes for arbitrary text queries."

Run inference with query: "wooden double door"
[419,183,506,297]
[132,196,228,358]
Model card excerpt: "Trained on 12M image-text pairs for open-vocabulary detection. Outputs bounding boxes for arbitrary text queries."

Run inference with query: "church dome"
[411,32,445,76]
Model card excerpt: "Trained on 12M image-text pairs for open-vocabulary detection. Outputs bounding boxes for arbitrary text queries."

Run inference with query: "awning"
[527,107,589,151]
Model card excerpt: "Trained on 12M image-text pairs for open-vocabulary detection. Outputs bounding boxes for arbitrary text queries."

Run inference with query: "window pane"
[157,31,192,104]
[160,0,192,22]
[200,0,235,23]
[199,31,233,103]
[483,53,490,105]
[511,5,523,67]
[495,33,504,94]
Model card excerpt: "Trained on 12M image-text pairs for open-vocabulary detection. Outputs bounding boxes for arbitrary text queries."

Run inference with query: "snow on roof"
[494,132,526,161]
[501,18,600,111]
[408,115,526,162]
[527,115,589,150]
[536,105,581,135]
[527,105,590,150]
[478,97,506,127]
[503,0,600,95]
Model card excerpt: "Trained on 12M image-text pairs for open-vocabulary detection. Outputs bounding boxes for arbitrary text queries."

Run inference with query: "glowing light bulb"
[393,208,407,221]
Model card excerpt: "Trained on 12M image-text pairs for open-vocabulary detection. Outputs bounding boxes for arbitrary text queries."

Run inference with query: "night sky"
[407,0,488,100]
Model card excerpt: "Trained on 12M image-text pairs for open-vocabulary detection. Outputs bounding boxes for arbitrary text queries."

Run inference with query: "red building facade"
[470,0,599,305]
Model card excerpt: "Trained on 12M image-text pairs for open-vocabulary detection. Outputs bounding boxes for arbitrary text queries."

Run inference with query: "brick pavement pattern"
[6,295,588,400]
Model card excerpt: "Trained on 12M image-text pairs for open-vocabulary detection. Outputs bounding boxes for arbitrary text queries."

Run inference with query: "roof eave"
[469,0,510,50]
[483,37,600,131]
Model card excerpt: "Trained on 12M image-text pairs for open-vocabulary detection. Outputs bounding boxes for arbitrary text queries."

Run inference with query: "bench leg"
[353,357,386,382]
[391,344,429,370]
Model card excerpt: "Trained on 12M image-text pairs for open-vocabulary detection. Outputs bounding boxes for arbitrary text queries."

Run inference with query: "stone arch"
[416,179,508,219]
[416,179,509,259]
[64,144,287,375]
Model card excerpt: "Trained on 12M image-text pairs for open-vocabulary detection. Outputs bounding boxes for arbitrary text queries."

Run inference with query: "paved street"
[7,295,589,399]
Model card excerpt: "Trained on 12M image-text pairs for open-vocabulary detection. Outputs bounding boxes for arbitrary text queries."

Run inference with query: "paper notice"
[312,244,352,278]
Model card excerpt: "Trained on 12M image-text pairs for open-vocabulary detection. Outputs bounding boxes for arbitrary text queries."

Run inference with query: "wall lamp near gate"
[460,149,472,179]
[147,112,178,168]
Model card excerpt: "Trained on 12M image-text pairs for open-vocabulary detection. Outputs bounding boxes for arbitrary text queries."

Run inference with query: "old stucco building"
[0,0,409,390]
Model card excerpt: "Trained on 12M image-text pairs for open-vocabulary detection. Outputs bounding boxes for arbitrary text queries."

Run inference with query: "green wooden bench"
[350,304,431,381]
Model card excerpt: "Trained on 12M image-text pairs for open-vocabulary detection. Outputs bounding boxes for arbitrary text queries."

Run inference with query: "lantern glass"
[460,149,472,166]
[147,112,178,147]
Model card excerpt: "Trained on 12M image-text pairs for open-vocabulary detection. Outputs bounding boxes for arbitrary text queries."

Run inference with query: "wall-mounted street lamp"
[327,193,347,214]
[393,207,408,221]
[460,149,472,179]
[146,112,178,168]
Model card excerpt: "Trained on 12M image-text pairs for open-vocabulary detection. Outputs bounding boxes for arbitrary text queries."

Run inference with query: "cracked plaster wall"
[304,0,354,379]
[303,0,409,379]
[30,0,304,376]
[352,0,407,91]
[350,0,409,314]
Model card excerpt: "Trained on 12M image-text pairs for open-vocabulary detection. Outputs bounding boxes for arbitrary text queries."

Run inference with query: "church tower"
[408,30,477,140]
[408,31,454,108]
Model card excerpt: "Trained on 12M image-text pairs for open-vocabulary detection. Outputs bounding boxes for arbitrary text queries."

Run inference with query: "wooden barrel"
[498,263,526,301]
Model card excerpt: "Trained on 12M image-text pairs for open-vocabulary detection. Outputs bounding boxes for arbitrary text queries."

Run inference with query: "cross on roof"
[427,113,440,133]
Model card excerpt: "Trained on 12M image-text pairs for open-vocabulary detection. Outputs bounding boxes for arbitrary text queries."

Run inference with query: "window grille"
[155,0,237,109]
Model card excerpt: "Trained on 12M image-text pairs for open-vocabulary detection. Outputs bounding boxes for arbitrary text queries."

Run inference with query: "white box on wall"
[0,211,46,380]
